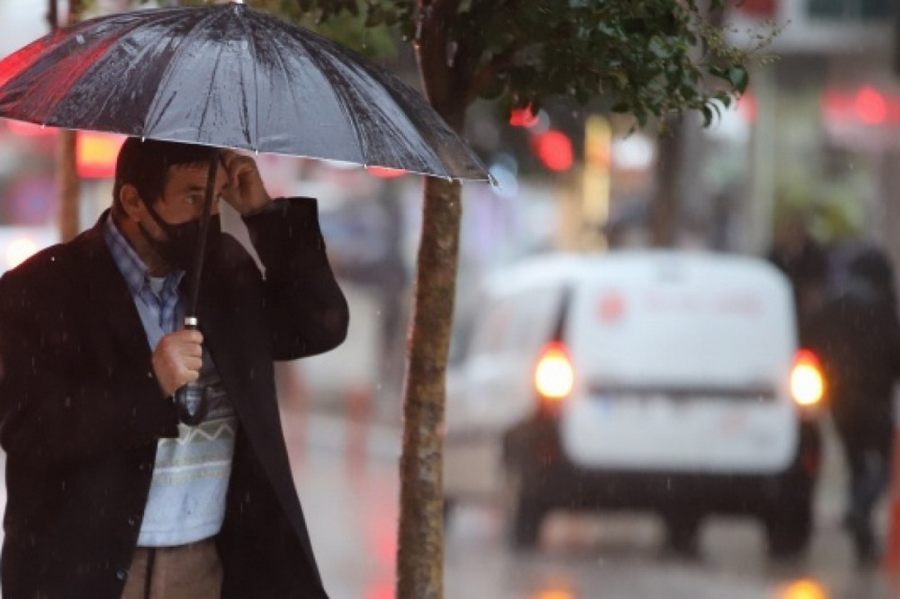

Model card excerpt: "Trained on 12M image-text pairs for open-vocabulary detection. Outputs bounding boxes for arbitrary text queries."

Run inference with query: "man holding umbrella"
[0,2,487,597]
[0,137,348,598]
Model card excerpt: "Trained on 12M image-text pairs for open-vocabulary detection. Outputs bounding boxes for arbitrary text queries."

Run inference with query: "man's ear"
[119,184,144,221]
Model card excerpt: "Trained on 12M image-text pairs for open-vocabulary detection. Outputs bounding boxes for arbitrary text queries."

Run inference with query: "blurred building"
[726,0,899,261]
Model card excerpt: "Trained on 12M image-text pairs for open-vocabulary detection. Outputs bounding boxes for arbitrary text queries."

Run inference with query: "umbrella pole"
[187,148,220,317]
[173,148,220,426]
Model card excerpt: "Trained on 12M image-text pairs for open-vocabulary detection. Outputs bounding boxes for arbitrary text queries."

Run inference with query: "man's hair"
[112,138,218,215]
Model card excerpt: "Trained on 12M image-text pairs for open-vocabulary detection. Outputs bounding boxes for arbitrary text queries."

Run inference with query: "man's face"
[149,163,230,226]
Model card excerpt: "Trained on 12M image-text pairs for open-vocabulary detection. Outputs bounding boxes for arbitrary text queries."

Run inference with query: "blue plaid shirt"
[103,215,237,547]
[103,216,185,336]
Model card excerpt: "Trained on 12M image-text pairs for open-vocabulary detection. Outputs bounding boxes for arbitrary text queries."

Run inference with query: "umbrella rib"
[263,31,303,154]
[73,11,189,136]
[277,21,368,165]
[235,13,261,152]
[195,36,229,141]
[291,26,447,176]
[143,8,229,137]
[352,59,453,178]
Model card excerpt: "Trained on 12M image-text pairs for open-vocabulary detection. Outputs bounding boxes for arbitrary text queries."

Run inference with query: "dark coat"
[0,198,348,599]
[807,251,900,453]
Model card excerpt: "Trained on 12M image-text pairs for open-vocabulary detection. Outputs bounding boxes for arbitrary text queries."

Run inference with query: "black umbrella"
[0,1,487,179]
[0,1,489,424]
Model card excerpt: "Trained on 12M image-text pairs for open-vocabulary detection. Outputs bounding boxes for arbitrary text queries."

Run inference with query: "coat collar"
[72,211,155,362]
[73,211,224,346]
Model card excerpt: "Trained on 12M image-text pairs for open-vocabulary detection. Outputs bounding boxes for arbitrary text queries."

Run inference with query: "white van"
[444,251,824,556]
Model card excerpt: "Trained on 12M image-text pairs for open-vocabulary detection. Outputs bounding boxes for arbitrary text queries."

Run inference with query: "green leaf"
[727,66,750,94]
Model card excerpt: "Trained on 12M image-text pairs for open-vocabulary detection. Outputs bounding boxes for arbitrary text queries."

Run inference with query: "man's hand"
[152,329,204,397]
[221,150,272,215]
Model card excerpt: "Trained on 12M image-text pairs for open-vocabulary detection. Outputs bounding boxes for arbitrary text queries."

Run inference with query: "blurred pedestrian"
[0,138,348,598]
[767,210,829,345]
[807,246,900,564]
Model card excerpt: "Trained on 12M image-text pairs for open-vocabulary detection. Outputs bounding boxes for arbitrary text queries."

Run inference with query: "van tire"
[503,467,545,550]
[763,497,813,558]
[661,511,702,558]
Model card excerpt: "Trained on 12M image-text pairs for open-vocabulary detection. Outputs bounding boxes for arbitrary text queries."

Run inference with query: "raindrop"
[75,34,85,45]
[446,40,458,68]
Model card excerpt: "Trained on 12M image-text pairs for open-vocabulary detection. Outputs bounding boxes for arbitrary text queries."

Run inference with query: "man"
[808,246,900,565]
[0,138,349,598]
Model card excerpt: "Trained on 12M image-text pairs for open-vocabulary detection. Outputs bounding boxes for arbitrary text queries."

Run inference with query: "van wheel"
[661,511,702,558]
[503,467,545,550]
[764,496,812,558]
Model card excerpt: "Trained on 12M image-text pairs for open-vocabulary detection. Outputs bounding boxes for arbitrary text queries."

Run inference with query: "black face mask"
[138,200,222,272]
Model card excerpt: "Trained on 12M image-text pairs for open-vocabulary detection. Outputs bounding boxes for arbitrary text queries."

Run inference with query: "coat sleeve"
[242,197,349,360]
[0,261,179,465]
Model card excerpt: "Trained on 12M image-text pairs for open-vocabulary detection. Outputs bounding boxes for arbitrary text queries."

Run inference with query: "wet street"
[0,405,891,598]
[284,407,899,599]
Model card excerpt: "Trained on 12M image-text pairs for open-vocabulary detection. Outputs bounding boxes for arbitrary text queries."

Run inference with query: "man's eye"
[185,195,200,205]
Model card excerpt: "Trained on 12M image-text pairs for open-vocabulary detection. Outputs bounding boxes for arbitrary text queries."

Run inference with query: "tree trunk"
[58,130,80,242]
[650,117,682,247]
[395,3,467,597]
[396,177,461,599]
[56,0,80,242]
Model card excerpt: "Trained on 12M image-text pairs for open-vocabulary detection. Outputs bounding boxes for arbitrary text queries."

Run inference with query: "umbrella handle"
[173,316,211,426]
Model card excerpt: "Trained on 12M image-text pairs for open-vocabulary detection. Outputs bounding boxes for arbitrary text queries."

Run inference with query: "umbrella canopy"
[0,1,488,181]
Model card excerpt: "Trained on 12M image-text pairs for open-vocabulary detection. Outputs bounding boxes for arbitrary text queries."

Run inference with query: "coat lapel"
[196,247,313,556]
[73,213,154,365]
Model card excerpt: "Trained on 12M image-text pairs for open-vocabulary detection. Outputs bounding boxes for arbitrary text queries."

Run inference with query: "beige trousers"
[120,538,222,599]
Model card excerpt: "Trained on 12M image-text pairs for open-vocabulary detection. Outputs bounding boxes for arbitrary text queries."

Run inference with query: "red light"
[77,132,125,179]
[737,0,776,17]
[367,166,406,179]
[5,120,55,137]
[510,106,539,128]
[535,341,575,401]
[0,32,62,90]
[854,86,887,125]
[365,582,395,599]
[534,130,573,172]
[738,93,757,123]
[822,89,854,123]
[790,349,825,407]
